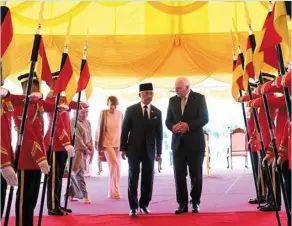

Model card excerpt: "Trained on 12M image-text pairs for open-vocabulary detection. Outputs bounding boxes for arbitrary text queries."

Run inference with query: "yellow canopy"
[4,1,288,89]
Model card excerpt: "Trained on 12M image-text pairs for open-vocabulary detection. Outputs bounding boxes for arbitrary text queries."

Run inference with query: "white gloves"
[1,166,18,186]
[262,155,274,167]
[65,145,75,157]
[58,104,69,112]
[0,87,9,97]
[29,92,43,101]
[38,160,50,174]
[277,157,285,166]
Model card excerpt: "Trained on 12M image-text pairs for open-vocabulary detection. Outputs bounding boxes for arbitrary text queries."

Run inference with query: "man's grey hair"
[175,77,191,87]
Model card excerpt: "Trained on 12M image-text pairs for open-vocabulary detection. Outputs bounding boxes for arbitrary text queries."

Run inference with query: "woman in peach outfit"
[95,96,123,199]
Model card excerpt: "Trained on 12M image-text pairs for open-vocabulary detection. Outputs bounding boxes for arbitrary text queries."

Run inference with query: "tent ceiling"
[8,1,272,35]
[3,1,291,89]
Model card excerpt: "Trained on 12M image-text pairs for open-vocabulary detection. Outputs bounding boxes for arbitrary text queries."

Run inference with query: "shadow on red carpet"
[8,211,287,226]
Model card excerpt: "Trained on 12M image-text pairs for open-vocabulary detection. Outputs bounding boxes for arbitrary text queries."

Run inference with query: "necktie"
[181,96,187,114]
[143,105,149,120]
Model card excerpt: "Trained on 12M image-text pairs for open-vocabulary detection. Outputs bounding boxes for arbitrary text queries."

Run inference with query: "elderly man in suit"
[166,77,209,214]
[120,83,163,217]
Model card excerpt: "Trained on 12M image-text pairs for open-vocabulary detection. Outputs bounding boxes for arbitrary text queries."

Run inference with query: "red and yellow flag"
[77,60,90,93]
[232,55,244,101]
[36,37,53,87]
[273,1,290,67]
[85,77,93,101]
[253,11,279,77]
[243,37,255,91]
[259,6,282,52]
[54,53,77,103]
[54,54,73,92]
[65,73,78,104]
[1,6,14,81]
[76,59,93,100]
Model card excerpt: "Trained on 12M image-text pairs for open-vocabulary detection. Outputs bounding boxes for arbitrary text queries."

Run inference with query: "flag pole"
[233,10,282,224]
[257,70,291,219]
[37,14,73,226]
[275,45,291,121]
[254,1,291,218]
[273,1,291,122]
[244,31,282,226]
[230,29,261,208]
[37,59,62,226]
[63,30,89,214]
[266,0,291,122]
[4,2,44,226]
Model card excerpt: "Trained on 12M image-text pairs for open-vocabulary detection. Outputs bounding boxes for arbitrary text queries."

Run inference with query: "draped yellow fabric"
[9,1,271,34]
[4,1,290,89]
[6,32,261,89]
[147,2,206,15]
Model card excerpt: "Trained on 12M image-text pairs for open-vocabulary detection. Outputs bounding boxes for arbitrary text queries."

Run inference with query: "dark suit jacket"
[165,90,209,152]
[120,103,163,160]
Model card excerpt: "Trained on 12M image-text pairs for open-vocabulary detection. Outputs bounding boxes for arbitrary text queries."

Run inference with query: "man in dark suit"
[165,77,209,214]
[120,83,163,217]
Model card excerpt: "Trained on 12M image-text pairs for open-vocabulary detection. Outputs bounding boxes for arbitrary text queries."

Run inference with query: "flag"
[1,6,14,81]
[76,59,93,100]
[77,60,90,93]
[36,37,53,87]
[273,2,290,67]
[65,73,77,104]
[243,37,255,90]
[85,77,93,100]
[232,58,236,71]
[232,55,244,101]
[54,53,73,94]
[253,11,279,77]
[259,6,282,52]
[53,53,77,103]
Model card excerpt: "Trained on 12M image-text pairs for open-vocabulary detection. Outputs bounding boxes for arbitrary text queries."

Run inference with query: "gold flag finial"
[230,29,237,61]
[232,17,241,52]
[268,1,273,12]
[0,0,9,7]
[83,29,89,60]
[64,14,72,53]
[243,2,251,26]
[36,1,45,35]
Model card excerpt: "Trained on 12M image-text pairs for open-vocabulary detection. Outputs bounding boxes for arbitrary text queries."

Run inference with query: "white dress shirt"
[180,89,190,114]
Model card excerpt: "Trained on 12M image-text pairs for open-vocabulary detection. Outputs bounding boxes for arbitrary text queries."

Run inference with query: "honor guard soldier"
[238,84,278,211]
[246,107,266,205]
[44,71,88,215]
[278,119,291,226]
[8,72,51,226]
[248,95,284,212]
[0,85,17,218]
[255,70,291,222]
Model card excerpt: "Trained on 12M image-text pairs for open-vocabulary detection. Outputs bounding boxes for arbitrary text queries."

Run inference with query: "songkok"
[17,72,38,83]
[139,83,153,92]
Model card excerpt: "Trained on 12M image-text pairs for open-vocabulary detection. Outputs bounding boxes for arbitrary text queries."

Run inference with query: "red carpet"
[8,212,287,226]
[3,169,289,225]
